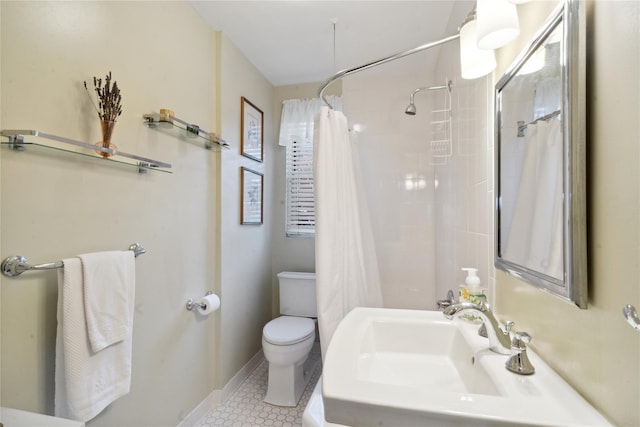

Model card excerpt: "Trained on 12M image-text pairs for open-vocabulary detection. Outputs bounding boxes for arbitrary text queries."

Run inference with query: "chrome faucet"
[443,301,512,355]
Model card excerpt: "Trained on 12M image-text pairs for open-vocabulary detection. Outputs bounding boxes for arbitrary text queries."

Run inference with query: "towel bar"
[1,243,146,277]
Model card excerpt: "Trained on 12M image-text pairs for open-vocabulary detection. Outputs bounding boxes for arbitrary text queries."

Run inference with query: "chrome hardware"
[506,331,535,375]
[1,243,146,277]
[623,304,640,331]
[443,302,512,355]
[436,289,456,310]
[186,291,213,311]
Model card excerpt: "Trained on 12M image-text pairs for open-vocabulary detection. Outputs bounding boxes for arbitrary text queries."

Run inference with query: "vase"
[95,119,117,158]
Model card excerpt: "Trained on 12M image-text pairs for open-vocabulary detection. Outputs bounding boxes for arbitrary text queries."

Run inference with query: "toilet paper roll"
[197,293,220,315]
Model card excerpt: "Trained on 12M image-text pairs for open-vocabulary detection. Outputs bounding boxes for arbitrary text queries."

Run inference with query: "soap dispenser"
[462,267,486,305]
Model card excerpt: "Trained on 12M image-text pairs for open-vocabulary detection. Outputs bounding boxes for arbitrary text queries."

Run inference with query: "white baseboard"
[177,388,222,427]
[221,349,265,402]
[177,350,265,427]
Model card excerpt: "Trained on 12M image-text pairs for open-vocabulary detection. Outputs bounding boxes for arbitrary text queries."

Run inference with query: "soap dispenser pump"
[462,267,480,287]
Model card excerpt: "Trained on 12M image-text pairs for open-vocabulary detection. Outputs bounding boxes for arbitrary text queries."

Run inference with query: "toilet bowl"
[262,272,317,406]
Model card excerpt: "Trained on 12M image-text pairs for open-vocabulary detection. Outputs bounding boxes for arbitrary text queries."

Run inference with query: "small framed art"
[241,167,264,225]
[241,96,264,162]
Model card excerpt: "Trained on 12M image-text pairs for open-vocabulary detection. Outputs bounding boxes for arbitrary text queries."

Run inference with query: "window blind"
[285,138,315,236]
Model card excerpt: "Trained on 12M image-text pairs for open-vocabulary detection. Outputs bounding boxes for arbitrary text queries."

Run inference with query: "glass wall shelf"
[1,130,172,174]
[143,110,229,150]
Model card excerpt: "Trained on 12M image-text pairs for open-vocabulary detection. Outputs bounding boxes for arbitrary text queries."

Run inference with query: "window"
[285,137,315,236]
[279,96,342,237]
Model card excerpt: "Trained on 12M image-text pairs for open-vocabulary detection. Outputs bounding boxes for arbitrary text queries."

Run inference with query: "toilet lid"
[263,316,315,345]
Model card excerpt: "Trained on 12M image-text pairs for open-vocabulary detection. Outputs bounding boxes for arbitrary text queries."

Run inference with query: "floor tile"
[195,352,321,427]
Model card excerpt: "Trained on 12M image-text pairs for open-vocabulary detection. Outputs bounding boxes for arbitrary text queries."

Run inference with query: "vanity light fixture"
[459,13,496,80]
[476,0,520,50]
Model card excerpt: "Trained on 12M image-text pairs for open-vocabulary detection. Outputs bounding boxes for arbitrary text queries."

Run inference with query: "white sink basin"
[322,307,611,427]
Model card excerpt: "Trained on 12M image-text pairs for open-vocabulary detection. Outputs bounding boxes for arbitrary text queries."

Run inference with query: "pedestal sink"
[322,307,611,427]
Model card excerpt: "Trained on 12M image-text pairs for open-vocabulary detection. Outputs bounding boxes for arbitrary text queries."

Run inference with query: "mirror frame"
[494,0,587,308]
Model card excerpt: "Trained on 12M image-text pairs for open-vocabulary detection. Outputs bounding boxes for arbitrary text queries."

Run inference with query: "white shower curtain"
[505,119,563,279]
[313,106,384,360]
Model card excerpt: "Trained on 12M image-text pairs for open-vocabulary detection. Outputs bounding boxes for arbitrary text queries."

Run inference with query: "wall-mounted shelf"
[143,109,229,150]
[1,129,172,174]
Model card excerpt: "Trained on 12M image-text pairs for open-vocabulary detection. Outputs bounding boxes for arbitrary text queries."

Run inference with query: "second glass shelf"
[143,112,230,150]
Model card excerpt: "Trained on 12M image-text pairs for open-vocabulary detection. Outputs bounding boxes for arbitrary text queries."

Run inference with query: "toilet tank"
[278,271,317,317]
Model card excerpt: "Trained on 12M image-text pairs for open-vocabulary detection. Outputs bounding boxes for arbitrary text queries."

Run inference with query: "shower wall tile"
[475,181,489,235]
[434,39,495,301]
[344,73,438,309]
[342,51,494,308]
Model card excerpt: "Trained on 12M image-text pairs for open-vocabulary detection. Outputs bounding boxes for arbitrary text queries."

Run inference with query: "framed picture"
[241,167,264,225]
[241,96,264,162]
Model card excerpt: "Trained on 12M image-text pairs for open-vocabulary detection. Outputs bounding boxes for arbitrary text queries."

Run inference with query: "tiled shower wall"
[342,53,493,309]
[434,44,495,303]
[434,72,495,301]
[343,71,439,309]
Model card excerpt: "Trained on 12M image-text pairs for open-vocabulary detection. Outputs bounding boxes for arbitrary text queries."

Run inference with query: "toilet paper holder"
[186,291,213,311]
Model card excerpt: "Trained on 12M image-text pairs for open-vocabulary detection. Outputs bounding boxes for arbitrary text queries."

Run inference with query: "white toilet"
[262,271,317,406]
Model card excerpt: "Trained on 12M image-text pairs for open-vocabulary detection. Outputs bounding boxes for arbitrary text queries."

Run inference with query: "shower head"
[404,80,453,116]
[405,103,417,115]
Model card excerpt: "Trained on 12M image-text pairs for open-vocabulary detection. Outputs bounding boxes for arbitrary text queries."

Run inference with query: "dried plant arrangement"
[84,71,123,123]
[84,71,123,157]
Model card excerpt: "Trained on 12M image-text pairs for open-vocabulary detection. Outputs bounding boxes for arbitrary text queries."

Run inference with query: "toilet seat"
[263,316,315,346]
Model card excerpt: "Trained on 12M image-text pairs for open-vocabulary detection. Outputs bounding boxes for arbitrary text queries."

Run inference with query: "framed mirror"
[495,0,587,308]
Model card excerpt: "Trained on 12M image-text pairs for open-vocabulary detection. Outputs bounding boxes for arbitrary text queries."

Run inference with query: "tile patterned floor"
[195,352,322,427]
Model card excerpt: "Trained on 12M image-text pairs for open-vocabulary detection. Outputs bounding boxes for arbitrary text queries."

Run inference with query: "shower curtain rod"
[317,33,460,108]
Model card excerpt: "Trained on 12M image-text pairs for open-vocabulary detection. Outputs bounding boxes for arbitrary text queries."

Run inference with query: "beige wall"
[494,2,640,426]
[218,34,275,387]
[0,2,220,425]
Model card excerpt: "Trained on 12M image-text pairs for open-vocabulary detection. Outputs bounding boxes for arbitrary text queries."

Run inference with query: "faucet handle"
[506,331,535,375]
[436,289,457,310]
[446,289,455,302]
[511,331,532,350]
[504,320,515,334]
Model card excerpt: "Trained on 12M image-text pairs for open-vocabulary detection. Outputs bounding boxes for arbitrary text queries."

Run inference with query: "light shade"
[508,0,532,3]
[477,0,520,50]
[460,18,496,80]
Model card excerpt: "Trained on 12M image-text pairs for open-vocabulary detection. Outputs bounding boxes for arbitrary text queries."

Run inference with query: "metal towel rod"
[1,243,146,277]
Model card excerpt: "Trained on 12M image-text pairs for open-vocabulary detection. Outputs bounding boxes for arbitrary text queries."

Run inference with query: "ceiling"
[189,1,474,87]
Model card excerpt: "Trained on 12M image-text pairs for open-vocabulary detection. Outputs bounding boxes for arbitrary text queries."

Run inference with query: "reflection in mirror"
[495,0,587,307]
[500,24,563,281]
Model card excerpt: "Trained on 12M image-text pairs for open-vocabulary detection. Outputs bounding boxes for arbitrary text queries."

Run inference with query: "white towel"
[55,255,134,422]
[79,250,135,352]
